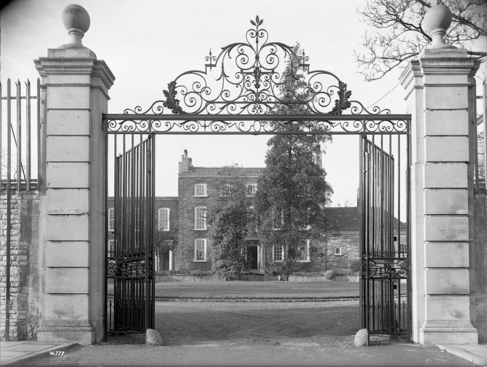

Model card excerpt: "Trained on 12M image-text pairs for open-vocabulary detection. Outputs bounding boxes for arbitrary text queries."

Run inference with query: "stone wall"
[0,192,40,340]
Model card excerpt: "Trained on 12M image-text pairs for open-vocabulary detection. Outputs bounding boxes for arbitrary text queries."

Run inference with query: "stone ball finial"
[62,4,90,46]
[422,4,454,49]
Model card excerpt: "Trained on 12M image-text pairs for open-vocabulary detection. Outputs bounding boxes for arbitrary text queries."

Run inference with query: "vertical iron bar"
[131,135,135,256]
[37,81,44,189]
[398,273,401,332]
[6,79,12,341]
[472,78,479,193]
[122,136,126,260]
[406,126,412,340]
[366,139,371,338]
[0,81,2,189]
[16,80,22,191]
[150,135,155,328]
[359,135,365,330]
[142,136,147,330]
[397,135,401,253]
[26,80,31,191]
[380,136,384,258]
[103,120,108,339]
[389,136,393,258]
[371,135,376,257]
[371,140,376,333]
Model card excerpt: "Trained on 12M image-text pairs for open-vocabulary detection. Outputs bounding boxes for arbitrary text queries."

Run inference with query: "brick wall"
[177,171,261,272]
[0,192,39,340]
[325,233,360,272]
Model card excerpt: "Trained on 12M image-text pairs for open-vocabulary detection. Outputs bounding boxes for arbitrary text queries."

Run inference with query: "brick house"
[108,150,406,274]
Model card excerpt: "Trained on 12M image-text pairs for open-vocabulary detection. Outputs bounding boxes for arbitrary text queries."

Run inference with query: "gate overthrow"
[106,135,155,333]
[104,16,411,340]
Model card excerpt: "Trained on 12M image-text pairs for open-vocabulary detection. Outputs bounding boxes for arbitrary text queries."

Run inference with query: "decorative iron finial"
[62,4,90,46]
[250,16,263,27]
[299,49,310,70]
[205,49,216,71]
[422,4,455,49]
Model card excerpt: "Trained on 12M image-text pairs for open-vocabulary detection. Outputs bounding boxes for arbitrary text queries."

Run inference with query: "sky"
[1,0,410,206]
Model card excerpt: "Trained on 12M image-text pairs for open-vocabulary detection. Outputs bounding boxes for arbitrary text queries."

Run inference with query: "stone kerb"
[400,4,481,345]
[34,4,114,344]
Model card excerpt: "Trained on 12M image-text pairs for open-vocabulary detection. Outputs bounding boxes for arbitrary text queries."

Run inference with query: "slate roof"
[324,207,407,230]
[324,207,360,229]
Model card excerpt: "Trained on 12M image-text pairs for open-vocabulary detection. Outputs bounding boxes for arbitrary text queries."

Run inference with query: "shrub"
[323,269,336,280]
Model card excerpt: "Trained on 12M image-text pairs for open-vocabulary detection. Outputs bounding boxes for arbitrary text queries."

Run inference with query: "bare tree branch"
[356,0,487,81]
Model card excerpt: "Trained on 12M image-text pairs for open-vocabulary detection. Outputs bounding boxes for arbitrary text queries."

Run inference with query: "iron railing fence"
[0,78,42,341]
[1,79,43,192]
[474,78,486,193]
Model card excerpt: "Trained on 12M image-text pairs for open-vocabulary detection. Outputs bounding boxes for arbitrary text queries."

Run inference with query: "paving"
[0,341,75,366]
[438,344,487,366]
[2,338,486,366]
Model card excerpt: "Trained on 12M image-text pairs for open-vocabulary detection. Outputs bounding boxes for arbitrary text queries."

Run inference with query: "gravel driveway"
[17,301,476,366]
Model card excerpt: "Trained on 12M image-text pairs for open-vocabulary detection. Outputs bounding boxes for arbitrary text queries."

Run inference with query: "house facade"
[108,150,406,275]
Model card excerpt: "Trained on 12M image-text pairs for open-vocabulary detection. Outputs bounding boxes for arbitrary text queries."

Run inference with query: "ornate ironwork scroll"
[365,259,408,279]
[105,16,409,135]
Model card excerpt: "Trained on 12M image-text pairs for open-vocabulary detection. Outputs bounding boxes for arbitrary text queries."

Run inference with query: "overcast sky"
[1,0,409,205]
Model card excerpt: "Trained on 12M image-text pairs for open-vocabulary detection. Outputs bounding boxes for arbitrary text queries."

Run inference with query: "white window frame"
[334,247,343,256]
[246,183,258,197]
[194,206,207,230]
[273,244,284,262]
[194,183,208,197]
[108,208,115,232]
[158,208,170,231]
[297,240,310,262]
[194,238,207,261]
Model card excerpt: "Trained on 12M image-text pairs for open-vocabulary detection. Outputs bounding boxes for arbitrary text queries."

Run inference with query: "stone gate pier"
[33,5,114,343]
[399,4,482,344]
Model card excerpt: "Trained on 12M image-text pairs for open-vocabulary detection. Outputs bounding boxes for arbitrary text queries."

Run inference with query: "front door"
[246,245,258,271]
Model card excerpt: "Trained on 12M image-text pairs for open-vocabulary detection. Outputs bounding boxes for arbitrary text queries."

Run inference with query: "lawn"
[154,280,359,299]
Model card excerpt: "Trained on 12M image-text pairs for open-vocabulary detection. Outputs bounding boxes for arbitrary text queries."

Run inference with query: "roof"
[324,207,360,229]
[185,167,266,176]
[324,207,407,230]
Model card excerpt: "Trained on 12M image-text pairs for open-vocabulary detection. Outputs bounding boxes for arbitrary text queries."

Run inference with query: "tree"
[355,0,487,81]
[207,166,254,280]
[255,45,334,280]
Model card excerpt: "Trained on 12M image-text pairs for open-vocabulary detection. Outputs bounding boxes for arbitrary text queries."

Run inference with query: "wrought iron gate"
[106,135,155,333]
[104,16,411,340]
[360,135,410,341]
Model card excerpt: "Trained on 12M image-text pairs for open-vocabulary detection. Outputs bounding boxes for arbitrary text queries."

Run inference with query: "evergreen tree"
[256,45,334,280]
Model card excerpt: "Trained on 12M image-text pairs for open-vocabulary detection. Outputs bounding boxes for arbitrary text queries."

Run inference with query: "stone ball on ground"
[354,328,368,347]
[146,328,163,345]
